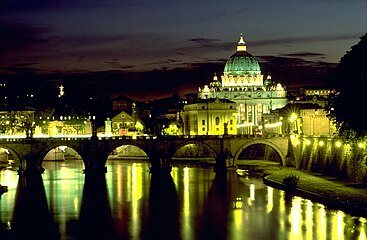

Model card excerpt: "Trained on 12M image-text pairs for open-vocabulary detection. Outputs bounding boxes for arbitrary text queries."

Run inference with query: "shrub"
[282,174,300,192]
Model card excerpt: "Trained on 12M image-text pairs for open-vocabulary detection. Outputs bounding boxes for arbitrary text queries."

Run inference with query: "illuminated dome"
[221,34,263,87]
[223,35,261,76]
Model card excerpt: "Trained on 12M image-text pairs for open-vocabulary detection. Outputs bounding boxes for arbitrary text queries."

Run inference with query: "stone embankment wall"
[290,135,367,183]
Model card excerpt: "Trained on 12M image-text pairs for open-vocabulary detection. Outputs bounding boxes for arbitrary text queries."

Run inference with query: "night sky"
[1,0,366,101]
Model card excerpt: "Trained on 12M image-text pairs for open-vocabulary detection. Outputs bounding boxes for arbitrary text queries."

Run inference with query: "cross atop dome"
[237,33,247,52]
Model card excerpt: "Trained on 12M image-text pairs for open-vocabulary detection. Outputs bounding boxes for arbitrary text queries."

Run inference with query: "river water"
[0,160,366,240]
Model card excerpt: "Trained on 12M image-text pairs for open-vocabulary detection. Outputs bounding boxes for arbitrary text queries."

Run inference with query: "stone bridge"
[0,135,292,174]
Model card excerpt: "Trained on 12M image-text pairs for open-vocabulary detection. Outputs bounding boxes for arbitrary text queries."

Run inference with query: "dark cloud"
[0,22,49,54]
[2,63,40,74]
[0,53,336,102]
[282,52,326,58]
[251,33,364,47]
[189,38,221,47]
[258,55,337,90]
[0,0,80,13]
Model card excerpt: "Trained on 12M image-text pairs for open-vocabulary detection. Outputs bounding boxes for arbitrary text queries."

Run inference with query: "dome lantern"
[237,33,247,52]
[222,34,263,87]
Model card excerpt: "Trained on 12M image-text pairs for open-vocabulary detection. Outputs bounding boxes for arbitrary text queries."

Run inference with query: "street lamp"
[289,113,298,134]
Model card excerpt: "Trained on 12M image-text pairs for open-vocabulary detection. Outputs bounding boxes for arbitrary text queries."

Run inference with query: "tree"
[34,107,55,135]
[326,33,367,137]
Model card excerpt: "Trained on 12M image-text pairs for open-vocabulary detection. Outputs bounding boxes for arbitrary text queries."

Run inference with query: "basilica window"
[215,117,220,125]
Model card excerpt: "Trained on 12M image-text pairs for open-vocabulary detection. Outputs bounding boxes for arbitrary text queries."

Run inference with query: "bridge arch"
[107,141,150,157]
[106,143,149,160]
[0,145,23,167]
[34,142,84,170]
[233,139,285,166]
[168,141,218,161]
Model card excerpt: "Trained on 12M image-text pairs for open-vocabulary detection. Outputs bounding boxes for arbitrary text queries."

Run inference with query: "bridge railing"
[0,133,290,143]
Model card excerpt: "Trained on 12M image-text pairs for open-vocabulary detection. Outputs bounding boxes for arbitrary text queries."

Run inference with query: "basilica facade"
[197,34,287,134]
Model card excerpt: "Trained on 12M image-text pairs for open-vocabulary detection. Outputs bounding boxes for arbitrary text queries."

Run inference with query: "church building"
[197,34,287,134]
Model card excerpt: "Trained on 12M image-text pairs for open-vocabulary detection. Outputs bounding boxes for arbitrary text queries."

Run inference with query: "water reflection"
[78,172,116,240]
[200,171,233,240]
[0,161,367,239]
[140,171,180,240]
[10,173,58,240]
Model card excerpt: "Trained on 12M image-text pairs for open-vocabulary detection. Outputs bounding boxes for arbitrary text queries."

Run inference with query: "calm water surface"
[0,160,366,240]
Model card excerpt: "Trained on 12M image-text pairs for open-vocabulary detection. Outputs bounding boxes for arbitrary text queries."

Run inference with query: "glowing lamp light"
[335,141,342,148]
[237,122,254,128]
[319,141,324,147]
[233,197,243,209]
[59,146,67,151]
[305,139,311,145]
[289,113,297,122]
[264,121,282,128]
[358,142,365,149]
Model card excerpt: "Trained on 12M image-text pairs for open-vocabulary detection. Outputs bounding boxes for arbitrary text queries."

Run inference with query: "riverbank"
[238,161,367,218]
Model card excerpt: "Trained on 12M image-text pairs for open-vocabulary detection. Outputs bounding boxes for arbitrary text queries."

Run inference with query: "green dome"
[223,51,261,76]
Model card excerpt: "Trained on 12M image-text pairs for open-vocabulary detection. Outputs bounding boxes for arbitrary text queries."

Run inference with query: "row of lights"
[291,135,366,149]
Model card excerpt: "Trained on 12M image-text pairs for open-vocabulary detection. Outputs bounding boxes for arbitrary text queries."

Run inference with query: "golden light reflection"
[131,163,143,239]
[290,197,302,237]
[335,211,344,240]
[171,167,178,186]
[73,196,79,215]
[306,200,313,240]
[182,167,192,240]
[279,191,285,232]
[3,169,17,189]
[316,204,326,240]
[357,217,367,240]
[247,184,255,206]
[250,184,255,201]
[233,206,243,231]
[117,164,122,203]
[183,167,190,216]
[266,187,273,214]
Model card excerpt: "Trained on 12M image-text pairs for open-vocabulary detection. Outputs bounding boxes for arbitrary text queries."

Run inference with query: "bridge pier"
[149,150,172,174]
[213,149,234,175]
[81,139,108,175]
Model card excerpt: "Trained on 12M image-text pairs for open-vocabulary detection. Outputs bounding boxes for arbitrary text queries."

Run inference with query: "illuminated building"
[111,110,135,135]
[181,98,237,135]
[198,34,287,134]
[0,108,35,136]
[300,109,336,136]
[289,87,334,108]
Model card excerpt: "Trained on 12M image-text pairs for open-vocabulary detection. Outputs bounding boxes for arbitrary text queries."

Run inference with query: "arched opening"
[42,146,84,172]
[236,143,282,167]
[0,147,19,171]
[43,146,82,161]
[107,145,148,161]
[172,143,216,166]
[105,145,151,204]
